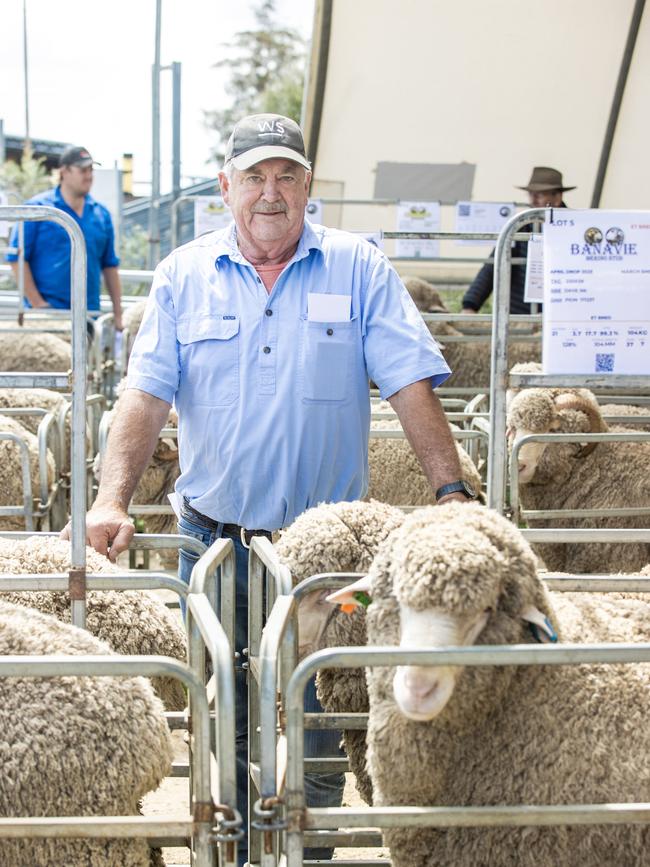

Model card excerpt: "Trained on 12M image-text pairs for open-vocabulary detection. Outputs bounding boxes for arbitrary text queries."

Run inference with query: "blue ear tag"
[529,617,558,644]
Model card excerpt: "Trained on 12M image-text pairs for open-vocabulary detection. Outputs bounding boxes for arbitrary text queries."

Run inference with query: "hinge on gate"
[68,568,86,601]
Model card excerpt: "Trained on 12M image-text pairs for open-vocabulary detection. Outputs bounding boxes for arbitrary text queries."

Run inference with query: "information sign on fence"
[542,210,650,374]
[524,233,544,302]
[455,201,515,245]
[395,201,440,257]
[194,196,231,237]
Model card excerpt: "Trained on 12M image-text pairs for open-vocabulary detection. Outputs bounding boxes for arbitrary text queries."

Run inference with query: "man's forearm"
[103,266,123,328]
[95,389,171,512]
[388,379,463,492]
[10,261,48,307]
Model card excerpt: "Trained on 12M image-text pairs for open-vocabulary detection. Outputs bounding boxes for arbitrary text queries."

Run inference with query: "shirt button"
[263,346,271,354]
[265,309,273,316]
[326,328,334,336]
[257,277,262,283]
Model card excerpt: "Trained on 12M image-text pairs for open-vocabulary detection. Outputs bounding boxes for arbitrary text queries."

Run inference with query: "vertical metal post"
[0,118,5,162]
[172,61,181,205]
[148,0,162,269]
[248,548,265,865]
[22,0,30,153]
[487,207,545,513]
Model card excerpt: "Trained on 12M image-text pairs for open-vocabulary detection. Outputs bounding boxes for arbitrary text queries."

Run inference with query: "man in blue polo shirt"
[6,145,123,328]
[68,114,476,862]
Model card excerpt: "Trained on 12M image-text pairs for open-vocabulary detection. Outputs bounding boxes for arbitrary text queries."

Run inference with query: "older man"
[72,113,474,862]
[462,166,575,314]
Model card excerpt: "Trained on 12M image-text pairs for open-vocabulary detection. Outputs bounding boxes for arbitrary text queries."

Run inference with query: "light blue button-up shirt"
[127,220,451,530]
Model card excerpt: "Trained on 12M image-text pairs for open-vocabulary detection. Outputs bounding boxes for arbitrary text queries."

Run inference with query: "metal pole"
[172,61,181,206]
[22,0,30,154]
[591,0,645,207]
[0,118,5,162]
[148,0,162,269]
[487,207,545,512]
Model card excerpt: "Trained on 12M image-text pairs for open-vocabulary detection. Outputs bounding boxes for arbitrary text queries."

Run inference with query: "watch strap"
[435,480,476,501]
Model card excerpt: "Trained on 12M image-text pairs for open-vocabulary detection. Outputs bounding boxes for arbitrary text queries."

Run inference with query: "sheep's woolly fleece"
[0,414,55,530]
[0,536,187,709]
[364,502,650,867]
[0,598,172,867]
[0,331,71,372]
[275,499,405,804]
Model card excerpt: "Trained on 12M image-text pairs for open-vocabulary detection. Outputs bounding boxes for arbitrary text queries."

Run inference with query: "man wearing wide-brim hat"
[462,166,575,315]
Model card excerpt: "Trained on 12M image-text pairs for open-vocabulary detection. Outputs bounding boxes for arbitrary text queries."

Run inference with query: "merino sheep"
[355,502,650,867]
[368,417,483,506]
[276,499,405,804]
[0,536,187,709]
[0,598,173,867]
[0,331,71,372]
[97,385,179,567]
[507,386,650,573]
[402,277,541,388]
[0,413,55,530]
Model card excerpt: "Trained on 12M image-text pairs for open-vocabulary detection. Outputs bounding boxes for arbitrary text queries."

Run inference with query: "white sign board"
[524,234,544,303]
[355,231,384,251]
[194,196,231,237]
[542,210,650,374]
[92,167,122,239]
[395,201,440,258]
[305,198,323,224]
[455,201,516,245]
[0,191,9,239]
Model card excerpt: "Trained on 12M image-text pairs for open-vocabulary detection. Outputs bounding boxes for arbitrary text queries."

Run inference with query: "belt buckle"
[240,527,251,549]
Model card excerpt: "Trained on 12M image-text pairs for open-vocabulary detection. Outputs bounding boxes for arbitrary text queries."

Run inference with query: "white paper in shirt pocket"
[307,293,351,322]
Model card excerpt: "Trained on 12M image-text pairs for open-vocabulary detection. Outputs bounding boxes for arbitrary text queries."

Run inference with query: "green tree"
[0,152,52,203]
[204,0,306,162]
[118,225,150,296]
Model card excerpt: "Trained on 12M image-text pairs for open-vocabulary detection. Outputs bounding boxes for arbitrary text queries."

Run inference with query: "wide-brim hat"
[224,113,311,171]
[516,166,575,193]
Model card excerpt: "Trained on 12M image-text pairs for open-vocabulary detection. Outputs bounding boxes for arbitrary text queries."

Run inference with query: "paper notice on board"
[524,234,544,302]
[455,201,515,245]
[542,210,650,374]
[395,201,440,258]
[194,196,231,237]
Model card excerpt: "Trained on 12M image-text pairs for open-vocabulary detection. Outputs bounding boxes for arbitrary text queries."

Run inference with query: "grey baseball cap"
[224,114,311,171]
[59,146,100,168]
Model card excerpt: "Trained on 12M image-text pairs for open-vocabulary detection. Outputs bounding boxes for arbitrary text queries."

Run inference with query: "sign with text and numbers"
[542,210,650,374]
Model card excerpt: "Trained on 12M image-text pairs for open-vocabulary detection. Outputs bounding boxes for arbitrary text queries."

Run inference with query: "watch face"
[462,481,476,498]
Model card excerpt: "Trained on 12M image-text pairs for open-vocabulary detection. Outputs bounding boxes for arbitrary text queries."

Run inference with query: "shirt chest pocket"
[177,315,240,406]
[300,317,358,403]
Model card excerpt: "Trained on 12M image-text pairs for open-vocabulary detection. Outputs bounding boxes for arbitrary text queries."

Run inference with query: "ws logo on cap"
[257,120,285,138]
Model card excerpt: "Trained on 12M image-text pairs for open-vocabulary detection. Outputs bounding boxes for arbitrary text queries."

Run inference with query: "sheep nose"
[518,460,528,474]
[403,668,437,698]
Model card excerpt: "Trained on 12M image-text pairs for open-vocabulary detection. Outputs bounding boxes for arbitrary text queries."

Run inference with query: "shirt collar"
[54,185,94,209]
[214,218,324,267]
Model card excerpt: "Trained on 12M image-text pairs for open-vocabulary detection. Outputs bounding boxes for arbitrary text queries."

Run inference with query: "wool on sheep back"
[276,499,405,804]
[0,599,172,867]
[0,331,71,372]
[367,418,482,506]
[0,414,55,530]
[365,503,650,867]
[0,536,187,709]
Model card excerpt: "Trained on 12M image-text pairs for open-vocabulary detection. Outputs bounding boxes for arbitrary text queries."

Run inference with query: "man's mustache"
[252,202,288,214]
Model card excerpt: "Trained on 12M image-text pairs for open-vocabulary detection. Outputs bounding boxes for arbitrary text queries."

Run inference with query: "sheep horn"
[553,393,605,458]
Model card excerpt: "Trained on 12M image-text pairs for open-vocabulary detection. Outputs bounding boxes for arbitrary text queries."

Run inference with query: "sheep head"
[357,503,556,723]
[275,499,404,659]
[402,277,448,313]
[507,388,606,484]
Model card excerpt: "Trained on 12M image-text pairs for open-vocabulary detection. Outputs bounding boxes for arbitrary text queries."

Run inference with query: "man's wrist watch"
[435,480,477,502]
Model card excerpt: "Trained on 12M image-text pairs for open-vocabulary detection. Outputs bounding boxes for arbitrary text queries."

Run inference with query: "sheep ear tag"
[326,576,372,613]
[521,605,558,643]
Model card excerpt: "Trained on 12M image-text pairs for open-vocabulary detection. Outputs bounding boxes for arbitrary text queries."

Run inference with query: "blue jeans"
[178,506,345,865]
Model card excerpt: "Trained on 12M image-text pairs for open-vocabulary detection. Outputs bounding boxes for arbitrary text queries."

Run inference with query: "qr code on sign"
[595,353,615,373]
[458,204,471,217]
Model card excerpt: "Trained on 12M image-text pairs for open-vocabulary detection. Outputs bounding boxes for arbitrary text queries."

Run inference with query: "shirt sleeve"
[100,210,120,269]
[461,248,496,312]
[125,260,179,404]
[361,254,451,399]
[5,218,37,263]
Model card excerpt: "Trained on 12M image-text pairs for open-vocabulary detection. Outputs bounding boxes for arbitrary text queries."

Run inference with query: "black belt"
[181,498,272,547]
